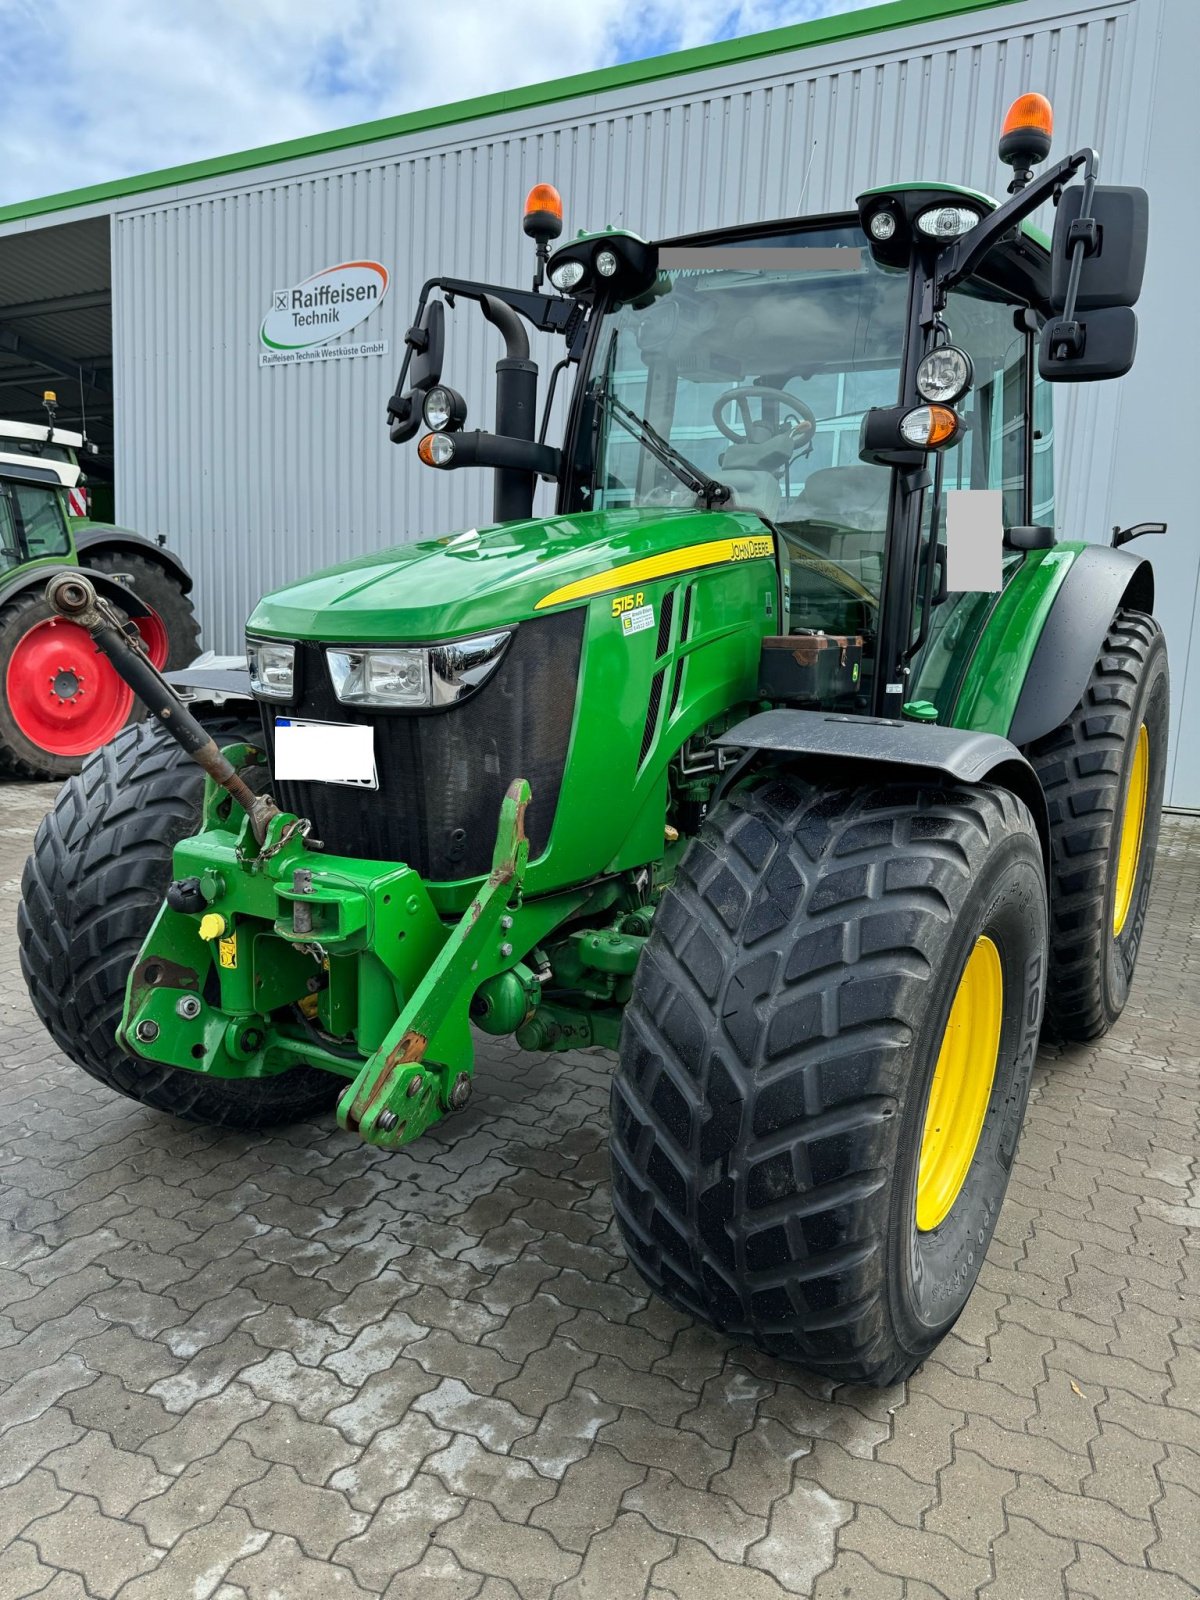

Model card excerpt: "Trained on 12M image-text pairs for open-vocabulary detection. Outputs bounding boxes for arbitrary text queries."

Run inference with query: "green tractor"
[0,402,199,778]
[19,95,1166,1384]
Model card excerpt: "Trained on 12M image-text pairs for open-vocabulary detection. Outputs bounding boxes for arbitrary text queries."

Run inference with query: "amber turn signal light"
[417,433,456,467]
[899,405,961,449]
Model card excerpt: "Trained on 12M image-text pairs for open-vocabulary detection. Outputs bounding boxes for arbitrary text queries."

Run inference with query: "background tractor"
[0,403,199,778]
[19,95,1166,1385]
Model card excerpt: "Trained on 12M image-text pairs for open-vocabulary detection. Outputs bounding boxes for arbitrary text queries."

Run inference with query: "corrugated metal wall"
[108,0,1200,801]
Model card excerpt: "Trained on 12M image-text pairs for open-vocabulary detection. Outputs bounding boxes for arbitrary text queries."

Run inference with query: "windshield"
[0,435,75,464]
[0,479,72,574]
[589,224,910,636]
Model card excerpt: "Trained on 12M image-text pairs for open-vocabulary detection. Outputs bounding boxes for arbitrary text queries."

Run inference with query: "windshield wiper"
[599,386,732,509]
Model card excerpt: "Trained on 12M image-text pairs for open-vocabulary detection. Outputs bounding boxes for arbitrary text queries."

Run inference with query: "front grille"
[259,610,584,880]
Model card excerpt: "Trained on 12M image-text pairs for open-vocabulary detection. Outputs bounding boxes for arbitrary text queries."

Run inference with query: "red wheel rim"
[5,616,135,756]
[134,607,169,669]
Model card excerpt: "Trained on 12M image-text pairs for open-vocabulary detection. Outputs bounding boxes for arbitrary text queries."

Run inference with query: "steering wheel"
[712,385,817,449]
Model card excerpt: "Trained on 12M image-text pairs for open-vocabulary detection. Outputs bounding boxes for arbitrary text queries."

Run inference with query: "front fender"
[1006,544,1154,746]
[715,709,1050,879]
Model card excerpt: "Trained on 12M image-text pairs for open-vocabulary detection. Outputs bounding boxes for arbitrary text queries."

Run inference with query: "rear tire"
[0,554,199,781]
[1027,609,1168,1041]
[86,549,201,673]
[18,717,339,1129]
[610,777,1047,1386]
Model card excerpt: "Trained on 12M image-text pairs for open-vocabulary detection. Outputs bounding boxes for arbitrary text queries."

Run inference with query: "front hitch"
[45,572,280,844]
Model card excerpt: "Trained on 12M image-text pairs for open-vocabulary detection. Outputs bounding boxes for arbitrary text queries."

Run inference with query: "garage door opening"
[0,215,113,520]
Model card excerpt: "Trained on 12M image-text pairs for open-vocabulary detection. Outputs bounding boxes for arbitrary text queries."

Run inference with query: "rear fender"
[1006,544,1154,746]
[74,525,193,594]
[715,709,1050,879]
[0,562,152,618]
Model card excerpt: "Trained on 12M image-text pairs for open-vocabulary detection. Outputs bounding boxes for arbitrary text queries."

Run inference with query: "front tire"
[18,718,339,1128]
[610,778,1047,1386]
[1027,609,1168,1041]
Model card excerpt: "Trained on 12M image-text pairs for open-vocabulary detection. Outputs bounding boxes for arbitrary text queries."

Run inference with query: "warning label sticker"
[621,604,655,638]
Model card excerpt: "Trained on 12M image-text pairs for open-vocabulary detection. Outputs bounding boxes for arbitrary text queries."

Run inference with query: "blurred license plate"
[273,717,377,788]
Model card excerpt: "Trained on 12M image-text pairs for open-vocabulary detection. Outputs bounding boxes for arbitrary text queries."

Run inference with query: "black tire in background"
[611,777,1047,1386]
[86,549,201,671]
[1027,609,1168,1042]
[18,717,339,1129]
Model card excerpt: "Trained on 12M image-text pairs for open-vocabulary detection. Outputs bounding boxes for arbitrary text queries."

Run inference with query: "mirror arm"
[1045,155,1100,359]
[386,282,434,422]
[433,276,578,335]
[923,147,1097,327]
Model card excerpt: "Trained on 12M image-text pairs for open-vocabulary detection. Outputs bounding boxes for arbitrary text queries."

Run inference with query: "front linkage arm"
[338,778,533,1151]
[44,572,281,843]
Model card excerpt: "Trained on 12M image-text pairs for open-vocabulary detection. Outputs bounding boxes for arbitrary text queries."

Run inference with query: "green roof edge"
[0,0,1020,229]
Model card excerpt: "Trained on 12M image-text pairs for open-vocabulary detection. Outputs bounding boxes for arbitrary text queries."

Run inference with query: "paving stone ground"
[0,777,1198,1599]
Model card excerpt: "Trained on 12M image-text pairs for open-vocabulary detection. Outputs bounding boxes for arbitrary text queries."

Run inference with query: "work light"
[422,385,466,432]
[595,249,619,277]
[915,205,980,239]
[550,259,587,291]
[246,639,296,701]
[869,211,897,241]
[916,346,973,404]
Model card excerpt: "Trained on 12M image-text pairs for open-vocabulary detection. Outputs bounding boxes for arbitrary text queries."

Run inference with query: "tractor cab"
[387,95,1145,728]
[0,451,78,576]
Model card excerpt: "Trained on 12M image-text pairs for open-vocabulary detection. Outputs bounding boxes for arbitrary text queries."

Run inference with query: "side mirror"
[1039,306,1137,382]
[388,300,446,443]
[1051,185,1148,311]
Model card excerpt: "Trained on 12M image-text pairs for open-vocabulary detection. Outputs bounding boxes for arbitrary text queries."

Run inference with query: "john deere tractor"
[19,95,1166,1384]
[0,405,199,778]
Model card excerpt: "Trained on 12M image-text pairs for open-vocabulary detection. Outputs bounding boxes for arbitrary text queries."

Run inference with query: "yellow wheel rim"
[1113,723,1149,938]
[916,935,1004,1233]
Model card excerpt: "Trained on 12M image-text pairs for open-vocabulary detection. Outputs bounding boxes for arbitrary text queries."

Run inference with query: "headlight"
[422,384,466,432]
[246,638,295,700]
[327,647,429,708]
[915,205,980,239]
[916,345,973,404]
[326,631,511,709]
[550,259,586,291]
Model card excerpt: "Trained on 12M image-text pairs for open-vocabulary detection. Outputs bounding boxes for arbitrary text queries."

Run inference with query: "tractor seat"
[786,466,889,587]
[720,470,783,521]
[793,466,889,532]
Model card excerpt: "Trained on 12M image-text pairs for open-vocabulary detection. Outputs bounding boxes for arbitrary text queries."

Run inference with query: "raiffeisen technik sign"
[259,260,389,367]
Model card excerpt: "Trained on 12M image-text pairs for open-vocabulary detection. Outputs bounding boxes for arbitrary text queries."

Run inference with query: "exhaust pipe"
[45,572,279,843]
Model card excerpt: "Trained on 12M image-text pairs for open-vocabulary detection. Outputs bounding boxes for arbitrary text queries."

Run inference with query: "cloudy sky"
[1,0,876,206]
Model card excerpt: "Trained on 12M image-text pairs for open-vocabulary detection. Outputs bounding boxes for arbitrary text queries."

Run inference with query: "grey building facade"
[1,0,1196,800]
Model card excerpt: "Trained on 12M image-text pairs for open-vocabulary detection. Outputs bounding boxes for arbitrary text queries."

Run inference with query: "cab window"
[0,480,73,571]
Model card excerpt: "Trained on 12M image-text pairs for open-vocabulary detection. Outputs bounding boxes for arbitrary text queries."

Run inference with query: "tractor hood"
[247,506,773,642]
